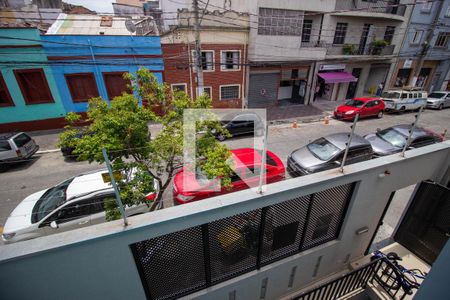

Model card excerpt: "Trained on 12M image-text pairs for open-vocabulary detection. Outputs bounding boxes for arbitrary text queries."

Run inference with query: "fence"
[335,0,406,16]
[130,182,355,300]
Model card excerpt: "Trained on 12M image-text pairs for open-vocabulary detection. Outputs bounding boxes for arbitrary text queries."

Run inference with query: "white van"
[381,89,427,112]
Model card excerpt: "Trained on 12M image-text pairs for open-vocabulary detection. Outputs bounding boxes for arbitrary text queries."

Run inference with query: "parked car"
[287,133,373,177]
[364,124,443,157]
[426,91,450,110]
[0,132,39,169]
[214,112,264,141]
[2,169,158,243]
[173,148,285,204]
[334,97,385,120]
[381,89,427,113]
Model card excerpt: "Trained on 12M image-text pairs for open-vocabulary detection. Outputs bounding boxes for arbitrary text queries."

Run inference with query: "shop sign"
[319,64,346,71]
[403,59,413,68]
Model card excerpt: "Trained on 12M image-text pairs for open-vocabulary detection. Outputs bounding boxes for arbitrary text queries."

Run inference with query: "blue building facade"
[42,35,163,113]
[391,0,450,91]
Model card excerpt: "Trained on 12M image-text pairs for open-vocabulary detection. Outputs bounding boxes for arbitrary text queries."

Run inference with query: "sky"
[64,0,115,14]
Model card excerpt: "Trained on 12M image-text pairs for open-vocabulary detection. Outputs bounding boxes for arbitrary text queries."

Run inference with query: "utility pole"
[410,0,445,87]
[193,0,204,96]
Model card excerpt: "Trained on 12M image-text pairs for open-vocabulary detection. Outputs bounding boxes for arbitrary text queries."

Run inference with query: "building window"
[203,87,212,98]
[421,1,432,12]
[14,69,54,105]
[333,23,348,45]
[192,50,214,71]
[103,72,131,100]
[220,85,240,100]
[65,73,100,103]
[302,19,313,43]
[171,83,187,93]
[411,30,423,45]
[221,51,240,71]
[258,8,303,36]
[446,6,450,17]
[434,32,450,47]
[384,26,395,45]
[0,73,14,107]
[100,16,113,27]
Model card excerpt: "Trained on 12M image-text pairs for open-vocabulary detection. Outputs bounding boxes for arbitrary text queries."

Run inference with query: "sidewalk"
[28,100,344,152]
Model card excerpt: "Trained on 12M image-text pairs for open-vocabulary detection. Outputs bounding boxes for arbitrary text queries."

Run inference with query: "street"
[1,109,449,243]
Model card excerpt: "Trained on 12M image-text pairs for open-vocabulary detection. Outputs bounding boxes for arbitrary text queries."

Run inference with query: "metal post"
[257,122,268,194]
[193,0,204,96]
[102,148,128,226]
[340,114,359,173]
[401,106,423,157]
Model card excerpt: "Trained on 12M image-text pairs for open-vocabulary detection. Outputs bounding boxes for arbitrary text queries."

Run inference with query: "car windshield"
[376,128,406,148]
[307,138,340,161]
[428,92,446,99]
[381,92,400,99]
[32,178,74,223]
[345,99,365,107]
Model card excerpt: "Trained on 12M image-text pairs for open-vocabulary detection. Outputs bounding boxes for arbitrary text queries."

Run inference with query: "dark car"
[287,133,373,177]
[60,131,93,157]
[215,112,263,141]
[364,124,443,157]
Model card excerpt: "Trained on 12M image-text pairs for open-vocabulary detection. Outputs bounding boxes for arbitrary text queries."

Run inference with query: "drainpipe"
[243,31,249,109]
[88,39,108,101]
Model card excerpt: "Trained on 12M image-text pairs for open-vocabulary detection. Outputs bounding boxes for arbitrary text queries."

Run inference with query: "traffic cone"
[292,120,298,128]
[442,129,447,138]
[324,116,330,125]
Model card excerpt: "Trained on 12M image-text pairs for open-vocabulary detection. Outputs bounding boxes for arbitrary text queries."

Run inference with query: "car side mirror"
[50,221,59,229]
[334,161,341,165]
[376,128,381,133]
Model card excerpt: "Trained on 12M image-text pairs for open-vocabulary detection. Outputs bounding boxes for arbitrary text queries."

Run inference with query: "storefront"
[390,59,439,91]
[316,64,357,101]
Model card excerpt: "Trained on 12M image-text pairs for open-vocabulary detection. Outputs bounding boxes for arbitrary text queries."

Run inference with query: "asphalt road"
[1,108,449,244]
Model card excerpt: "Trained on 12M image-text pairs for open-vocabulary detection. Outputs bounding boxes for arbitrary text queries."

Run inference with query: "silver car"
[426,91,450,110]
[0,132,39,169]
[287,133,373,177]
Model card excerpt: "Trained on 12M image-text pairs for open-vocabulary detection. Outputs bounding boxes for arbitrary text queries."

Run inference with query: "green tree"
[59,68,232,218]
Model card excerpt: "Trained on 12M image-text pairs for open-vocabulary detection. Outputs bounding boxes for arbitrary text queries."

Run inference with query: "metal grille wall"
[130,182,355,300]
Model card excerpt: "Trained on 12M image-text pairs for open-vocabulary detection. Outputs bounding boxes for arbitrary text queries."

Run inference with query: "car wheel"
[377,111,384,118]
[400,106,406,113]
[217,134,226,141]
[439,103,444,110]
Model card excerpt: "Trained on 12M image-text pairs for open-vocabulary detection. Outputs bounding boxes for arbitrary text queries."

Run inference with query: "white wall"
[0,142,449,300]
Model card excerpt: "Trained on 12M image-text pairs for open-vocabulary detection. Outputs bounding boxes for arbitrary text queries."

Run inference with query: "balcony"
[326,43,395,57]
[333,0,407,21]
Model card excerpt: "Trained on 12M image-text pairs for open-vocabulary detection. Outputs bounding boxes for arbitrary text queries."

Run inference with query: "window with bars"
[333,23,348,45]
[203,87,212,98]
[192,51,214,71]
[65,73,100,103]
[0,73,14,107]
[434,32,450,48]
[302,19,313,43]
[14,69,54,105]
[384,26,395,45]
[258,7,303,36]
[171,83,187,93]
[220,85,240,100]
[221,51,240,71]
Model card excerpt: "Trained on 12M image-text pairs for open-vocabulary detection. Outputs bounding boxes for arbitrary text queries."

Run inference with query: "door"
[346,68,362,99]
[358,24,372,54]
[43,199,92,234]
[248,73,279,108]
[394,181,450,265]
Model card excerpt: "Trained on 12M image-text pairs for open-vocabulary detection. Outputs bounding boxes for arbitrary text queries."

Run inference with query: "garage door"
[248,73,279,108]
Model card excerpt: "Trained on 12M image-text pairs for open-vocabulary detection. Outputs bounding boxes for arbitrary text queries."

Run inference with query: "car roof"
[385,90,426,93]
[389,124,431,139]
[0,132,18,140]
[353,97,380,102]
[231,148,264,168]
[325,133,370,150]
[66,169,112,200]
[222,111,260,120]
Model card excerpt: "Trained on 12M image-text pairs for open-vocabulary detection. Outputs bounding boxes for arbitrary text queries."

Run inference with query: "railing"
[326,44,395,56]
[335,0,406,17]
[293,258,411,300]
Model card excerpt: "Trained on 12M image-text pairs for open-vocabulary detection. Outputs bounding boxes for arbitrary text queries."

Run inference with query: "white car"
[2,169,158,244]
[426,91,450,110]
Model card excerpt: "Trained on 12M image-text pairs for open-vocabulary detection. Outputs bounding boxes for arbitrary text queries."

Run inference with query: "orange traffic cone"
[292,120,298,128]
[324,116,330,125]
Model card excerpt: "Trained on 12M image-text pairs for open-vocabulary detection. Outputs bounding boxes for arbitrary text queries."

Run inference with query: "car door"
[363,101,377,117]
[345,147,371,165]
[89,194,114,225]
[410,136,436,149]
[0,140,13,161]
[229,115,252,135]
[42,198,92,235]
[445,94,450,108]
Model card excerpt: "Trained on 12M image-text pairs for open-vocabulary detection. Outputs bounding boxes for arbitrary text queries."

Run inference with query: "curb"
[37,149,60,154]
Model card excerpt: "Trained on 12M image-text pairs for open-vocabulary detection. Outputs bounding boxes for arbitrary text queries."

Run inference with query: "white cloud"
[64,0,115,14]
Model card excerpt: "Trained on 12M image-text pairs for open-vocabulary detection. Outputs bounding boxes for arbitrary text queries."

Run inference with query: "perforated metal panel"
[208,209,262,283]
[130,226,206,300]
[260,195,310,265]
[302,183,354,250]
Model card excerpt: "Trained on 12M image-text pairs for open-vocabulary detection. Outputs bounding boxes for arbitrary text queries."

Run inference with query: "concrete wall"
[0,141,449,300]
[0,28,66,125]
[42,35,163,113]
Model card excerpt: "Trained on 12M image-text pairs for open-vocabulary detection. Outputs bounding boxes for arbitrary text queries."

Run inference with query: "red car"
[173,148,285,204]
[334,97,385,120]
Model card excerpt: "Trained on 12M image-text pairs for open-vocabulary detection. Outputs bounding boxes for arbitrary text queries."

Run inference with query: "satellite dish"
[125,19,136,33]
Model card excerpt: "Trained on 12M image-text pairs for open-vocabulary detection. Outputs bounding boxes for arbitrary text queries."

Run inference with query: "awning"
[318,72,357,83]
